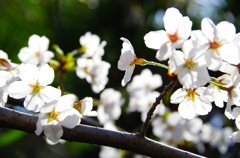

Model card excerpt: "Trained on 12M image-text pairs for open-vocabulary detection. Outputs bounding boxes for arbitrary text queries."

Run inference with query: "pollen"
[185,88,200,102]
[168,33,179,43]
[184,58,196,69]
[29,80,44,94]
[47,107,61,123]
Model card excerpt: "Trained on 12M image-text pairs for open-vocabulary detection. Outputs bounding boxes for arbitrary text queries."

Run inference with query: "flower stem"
[143,60,169,70]
[139,76,178,137]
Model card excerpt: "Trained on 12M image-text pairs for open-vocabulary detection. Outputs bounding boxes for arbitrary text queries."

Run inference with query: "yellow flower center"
[184,58,196,69]
[47,107,61,123]
[185,88,200,102]
[74,100,82,113]
[29,80,44,94]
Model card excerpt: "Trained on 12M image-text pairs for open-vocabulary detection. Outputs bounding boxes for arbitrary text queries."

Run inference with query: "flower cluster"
[117,7,240,147]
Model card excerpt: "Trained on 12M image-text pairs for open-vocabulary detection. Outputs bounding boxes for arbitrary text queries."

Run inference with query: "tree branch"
[0,106,205,158]
[140,77,178,136]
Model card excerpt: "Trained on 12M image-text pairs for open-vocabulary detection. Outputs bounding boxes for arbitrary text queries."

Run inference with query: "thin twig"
[140,77,178,136]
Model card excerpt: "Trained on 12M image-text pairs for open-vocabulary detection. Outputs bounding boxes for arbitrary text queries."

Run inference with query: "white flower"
[144,7,192,61]
[8,64,61,112]
[224,75,240,119]
[97,88,124,124]
[204,74,229,108]
[191,18,240,70]
[18,34,54,65]
[169,40,210,89]
[76,58,110,93]
[74,97,97,116]
[171,87,212,119]
[127,68,162,94]
[118,37,136,86]
[35,94,81,143]
[0,50,16,70]
[99,146,121,158]
[79,32,106,59]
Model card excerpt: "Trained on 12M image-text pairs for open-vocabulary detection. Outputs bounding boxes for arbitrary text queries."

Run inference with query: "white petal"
[121,66,134,86]
[38,64,54,86]
[44,124,63,143]
[40,86,61,103]
[59,109,81,128]
[81,97,93,115]
[164,7,183,34]
[35,113,48,135]
[8,81,31,99]
[170,88,186,104]
[230,131,240,142]
[155,43,173,61]
[118,50,134,71]
[178,100,196,119]
[178,17,192,39]
[18,48,37,64]
[24,94,44,112]
[201,18,216,41]
[220,43,240,65]
[216,21,236,42]
[144,30,168,49]
[19,64,39,83]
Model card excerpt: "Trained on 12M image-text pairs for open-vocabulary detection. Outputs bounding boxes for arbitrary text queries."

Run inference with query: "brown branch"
[0,106,205,158]
[140,77,178,136]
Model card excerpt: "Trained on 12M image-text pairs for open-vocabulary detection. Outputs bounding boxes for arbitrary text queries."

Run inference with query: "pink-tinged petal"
[24,94,44,112]
[216,21,236,42]
[118,50,134,71]
[164,7,183,34]
[19,64,39,83]
[170,88,187,104]
[59,109,81,128]
[121,66,134,86]
[178,17,192,39]
[201,18,216,42]
[44,124,63,143]
[38,64,54,86]
[40,86,61,103]
[178,100,196,119]
[8,81,31,99]
[219,43,240,65]
[144,30,168,49]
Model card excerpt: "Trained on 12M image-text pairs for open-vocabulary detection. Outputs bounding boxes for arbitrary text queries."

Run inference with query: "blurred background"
[1,0,240,157]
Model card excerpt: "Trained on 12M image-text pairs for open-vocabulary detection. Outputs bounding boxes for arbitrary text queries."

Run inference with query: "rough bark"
[0,106,205,158]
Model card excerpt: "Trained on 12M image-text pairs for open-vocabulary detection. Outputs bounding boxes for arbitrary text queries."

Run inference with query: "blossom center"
[35,52,41,57]
[74,100,82,113]
[168,33,179,43]
[184,58,196,69]
[209,40,221,50]
[29,80,44,94]
[47,107,61,123]
[185,88,200,102]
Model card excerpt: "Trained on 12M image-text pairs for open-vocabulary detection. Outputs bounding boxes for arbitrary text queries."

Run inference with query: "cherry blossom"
[35,94,81,143]
[144,7,192,61]
[171,87,212,119]
[18,34,54,65]
[8,64,61,112]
